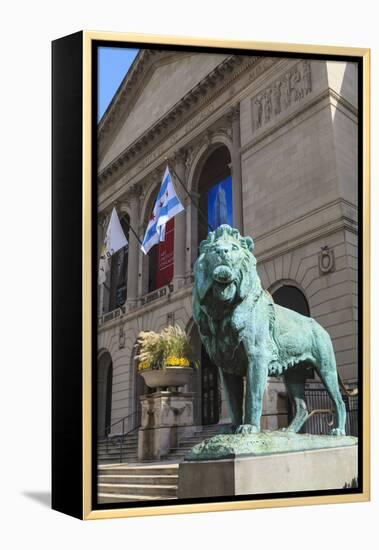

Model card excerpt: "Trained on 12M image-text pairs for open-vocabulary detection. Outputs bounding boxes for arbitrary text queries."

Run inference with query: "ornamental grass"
[135,325,194,371]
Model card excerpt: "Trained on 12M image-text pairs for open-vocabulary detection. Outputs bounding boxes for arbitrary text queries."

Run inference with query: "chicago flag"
[141,166,184,254]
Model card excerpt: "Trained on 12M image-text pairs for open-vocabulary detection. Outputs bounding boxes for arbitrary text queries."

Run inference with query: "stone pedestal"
[138,390,194,461]
[178,444,358,498]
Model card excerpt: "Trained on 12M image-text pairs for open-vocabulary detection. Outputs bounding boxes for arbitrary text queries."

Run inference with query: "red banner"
[156,218,174,289]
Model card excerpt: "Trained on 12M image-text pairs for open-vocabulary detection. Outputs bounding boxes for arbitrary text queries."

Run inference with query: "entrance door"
[201,346,220,425]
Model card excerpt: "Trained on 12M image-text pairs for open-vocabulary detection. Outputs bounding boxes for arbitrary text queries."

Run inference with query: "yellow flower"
[138,362,151,371]
[165,356,190,367]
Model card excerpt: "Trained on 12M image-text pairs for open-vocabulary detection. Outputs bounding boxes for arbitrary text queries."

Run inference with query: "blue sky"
[98,47,139,121]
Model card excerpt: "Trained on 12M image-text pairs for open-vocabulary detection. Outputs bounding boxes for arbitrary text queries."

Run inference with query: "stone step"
[98,441,138,449]
[99,464,179,476]
[97,447,137,455]
[98,483,177,497]
[99,435,138,441]
[97,440,138,449]
[97,436,138,445]
[97,454,138,466]
[165,426,227,460]
[98,458,138,465]
[98,474,178,485]
[98,493,177,504]
[98,449,138,457]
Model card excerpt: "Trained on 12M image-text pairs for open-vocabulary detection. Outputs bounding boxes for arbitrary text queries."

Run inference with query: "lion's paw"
[235,424,260,435]
[329,428,346,436]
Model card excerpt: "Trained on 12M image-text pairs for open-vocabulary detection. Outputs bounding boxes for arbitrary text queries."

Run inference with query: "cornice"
[97,54,262,187]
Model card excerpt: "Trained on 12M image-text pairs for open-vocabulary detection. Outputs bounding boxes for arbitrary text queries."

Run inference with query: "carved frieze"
[251,60,312,133]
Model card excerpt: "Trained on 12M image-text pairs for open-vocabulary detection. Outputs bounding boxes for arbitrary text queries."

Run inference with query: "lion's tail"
[338,372,358,397]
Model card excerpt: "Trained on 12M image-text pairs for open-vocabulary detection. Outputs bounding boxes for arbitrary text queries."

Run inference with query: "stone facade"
[97,50,358,439]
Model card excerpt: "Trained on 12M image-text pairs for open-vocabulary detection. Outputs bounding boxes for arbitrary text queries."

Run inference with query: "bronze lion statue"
[193,224,347,436]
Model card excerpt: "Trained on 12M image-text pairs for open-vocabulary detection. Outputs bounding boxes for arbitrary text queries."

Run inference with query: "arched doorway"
[197,145,232,246]
[97,351,113,437]
[271,284,312,429]
[187,320,220,426]
[271,284,310,316]
[192,145,232,425]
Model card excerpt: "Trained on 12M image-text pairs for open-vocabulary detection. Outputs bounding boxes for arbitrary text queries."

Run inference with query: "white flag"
[98,244,110,286]
[98,207,128,285]
[103,207,128,257]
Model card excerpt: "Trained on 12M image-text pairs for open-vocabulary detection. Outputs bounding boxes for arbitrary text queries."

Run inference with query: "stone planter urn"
[140,366,193,390]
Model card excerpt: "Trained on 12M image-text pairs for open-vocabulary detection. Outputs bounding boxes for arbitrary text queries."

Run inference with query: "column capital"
[167,148,188,173]
[125,183,143,202]
[227,103,240,124]
[98,212,107,226]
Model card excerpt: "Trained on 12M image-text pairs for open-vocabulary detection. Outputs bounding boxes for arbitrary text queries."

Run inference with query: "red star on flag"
[150,213,155,221]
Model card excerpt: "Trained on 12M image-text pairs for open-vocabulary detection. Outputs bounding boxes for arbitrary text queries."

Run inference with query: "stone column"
[229,105,243,233]
[185,191,200,282]
[172,151,187,291]
[124,184,142,309]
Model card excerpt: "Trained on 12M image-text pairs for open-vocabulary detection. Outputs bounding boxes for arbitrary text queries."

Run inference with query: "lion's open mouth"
[212,281,236,302]
[213,265,234,284]
[212,266,236,302]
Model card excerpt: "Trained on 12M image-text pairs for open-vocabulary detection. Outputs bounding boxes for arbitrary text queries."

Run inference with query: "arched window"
[272,285,310,316]
[108,215,130,310]
[197,146,232,247]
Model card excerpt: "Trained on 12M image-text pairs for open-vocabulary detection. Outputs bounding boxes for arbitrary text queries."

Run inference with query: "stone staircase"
[98,464,179,504]
[98,432,139,465]
[166,423,227,461]
[98,424,228,502]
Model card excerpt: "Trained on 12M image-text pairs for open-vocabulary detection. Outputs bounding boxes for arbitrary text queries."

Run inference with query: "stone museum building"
[97,49,358,464]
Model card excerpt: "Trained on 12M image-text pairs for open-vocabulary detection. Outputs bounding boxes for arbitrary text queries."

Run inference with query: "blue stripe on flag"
[157,196,180,219]
[156,171,170,202]
[143,222,158,245]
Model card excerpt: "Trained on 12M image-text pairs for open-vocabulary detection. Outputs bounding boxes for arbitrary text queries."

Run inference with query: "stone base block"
[138,390,195,461]
[178,445,358,498]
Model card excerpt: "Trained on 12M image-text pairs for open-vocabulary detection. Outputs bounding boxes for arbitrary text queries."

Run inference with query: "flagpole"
[123,217,143,247]
[166,159,214,232]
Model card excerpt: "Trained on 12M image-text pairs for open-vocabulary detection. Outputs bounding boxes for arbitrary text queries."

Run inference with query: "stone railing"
[138,283,174,307]
[98,306,124,327]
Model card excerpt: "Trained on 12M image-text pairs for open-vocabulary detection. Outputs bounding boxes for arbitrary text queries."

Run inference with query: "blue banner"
[207,176,233,230]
